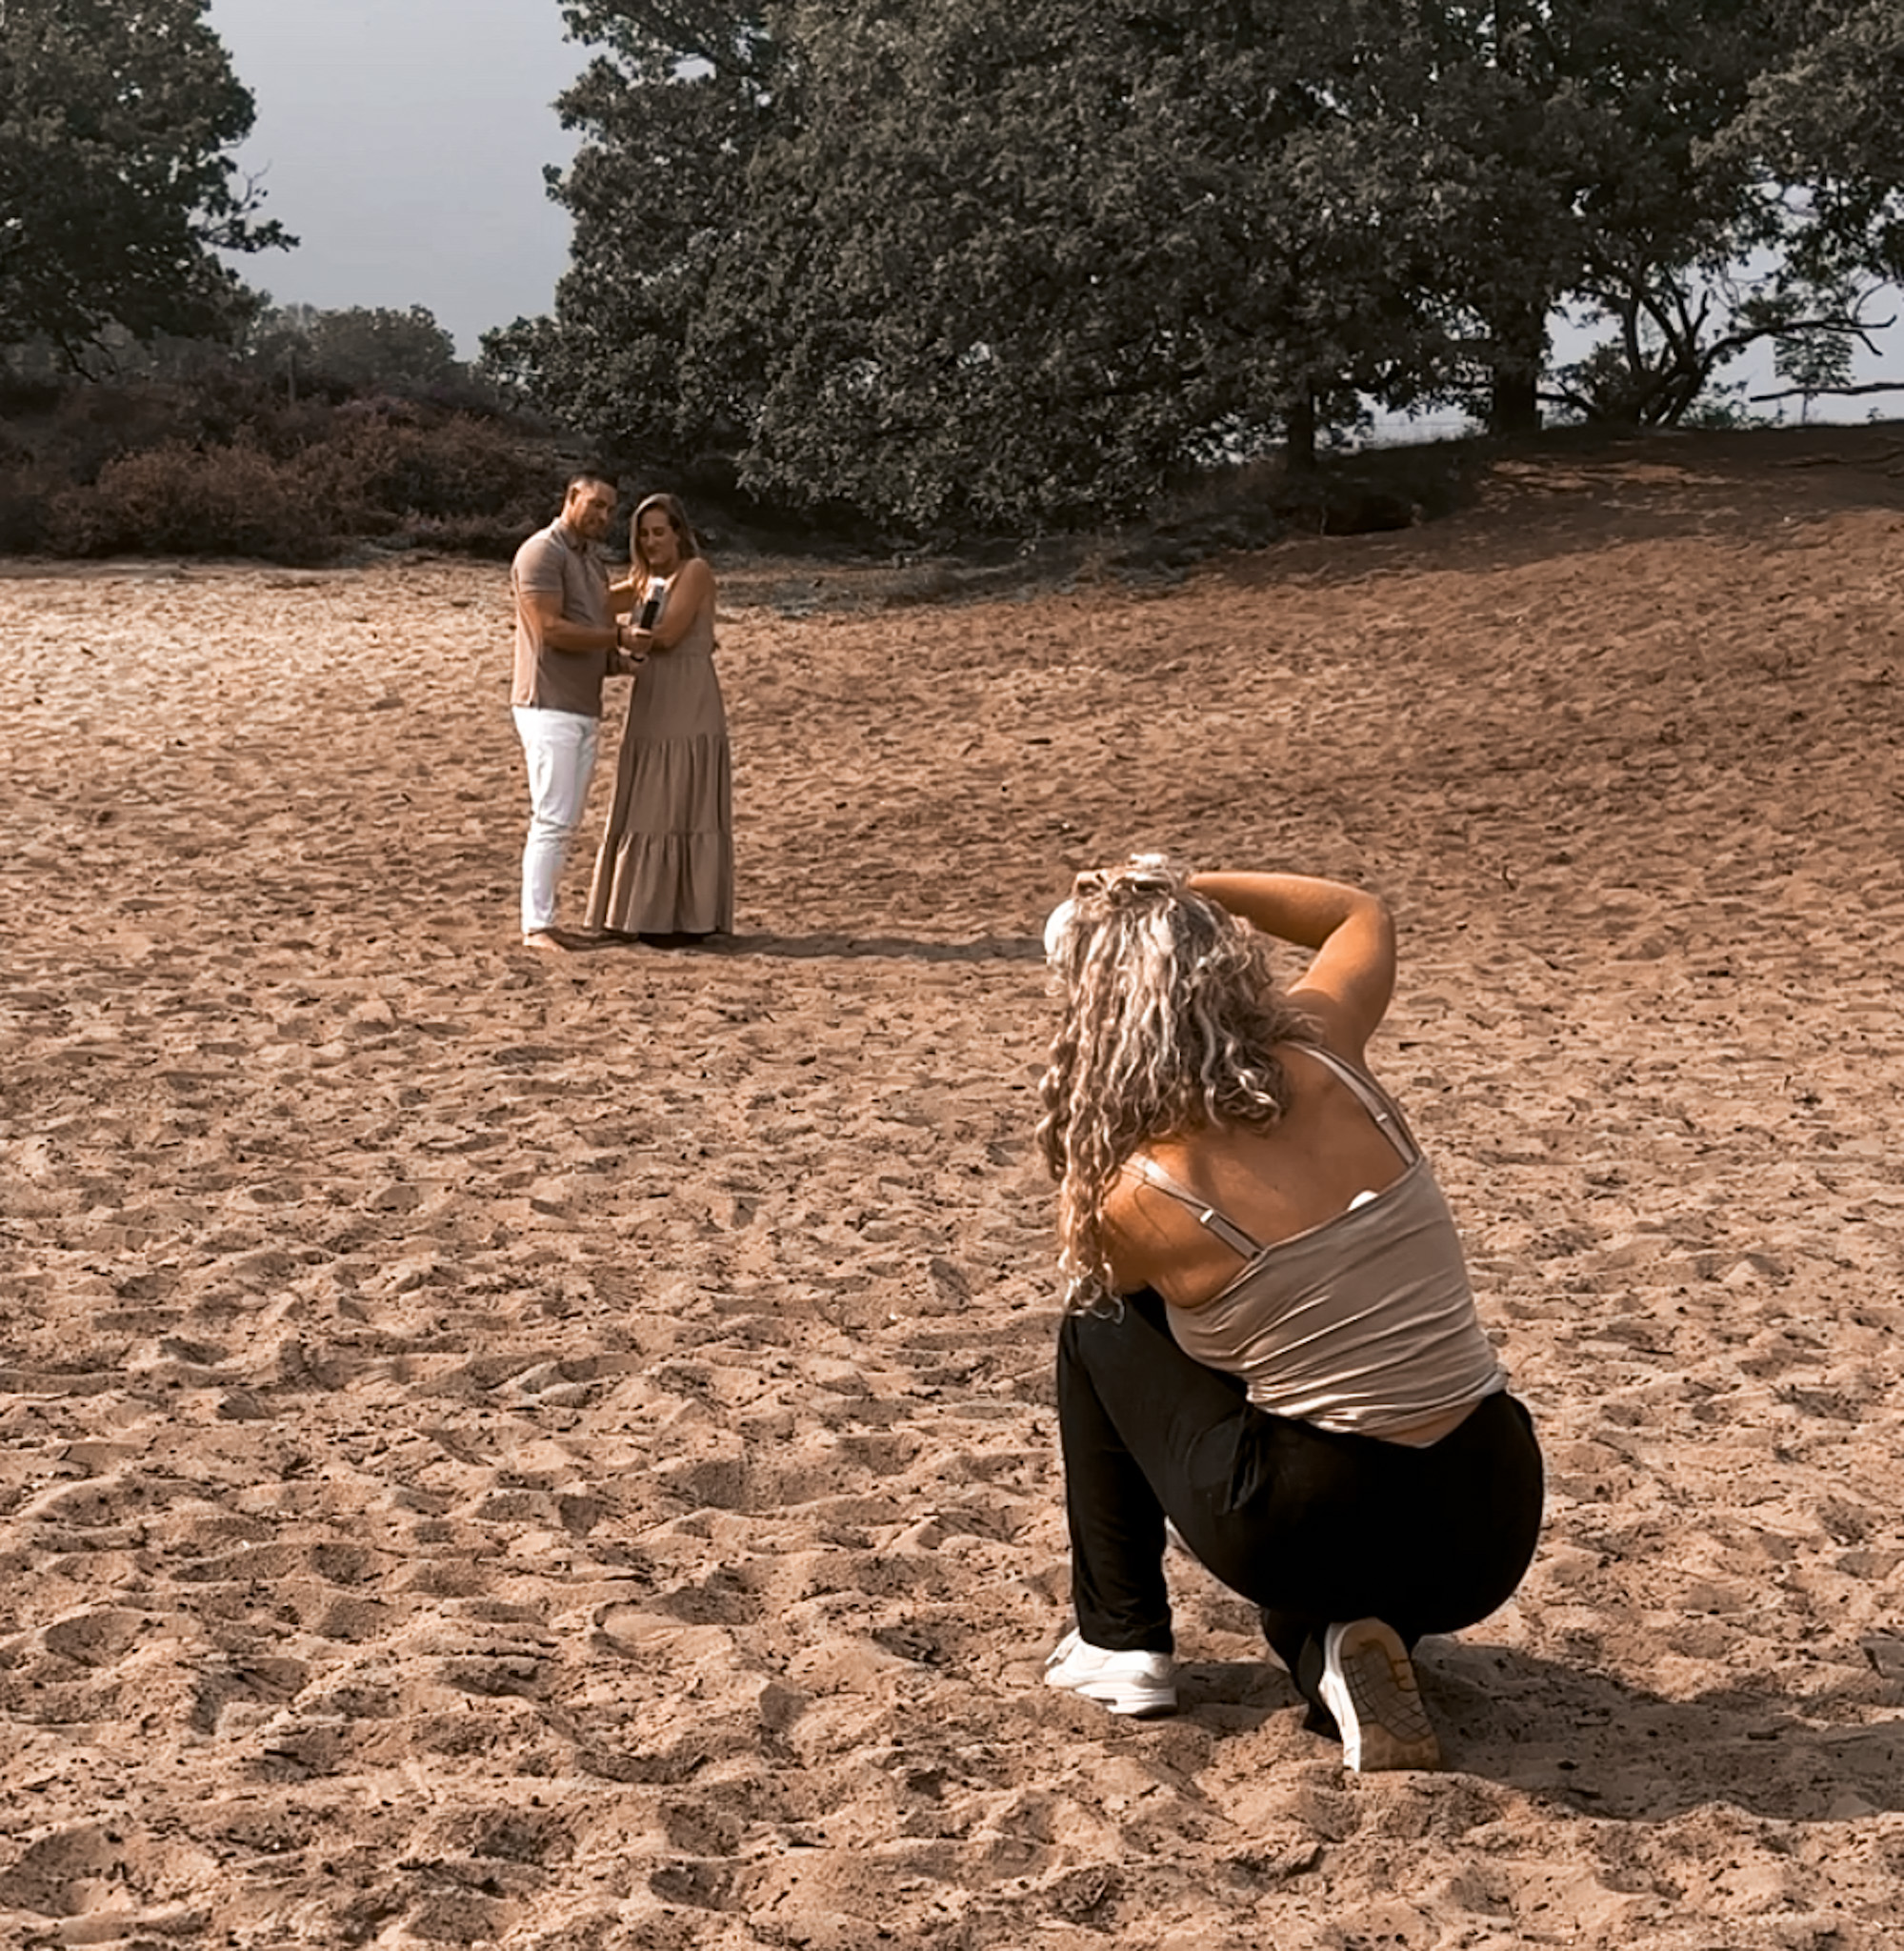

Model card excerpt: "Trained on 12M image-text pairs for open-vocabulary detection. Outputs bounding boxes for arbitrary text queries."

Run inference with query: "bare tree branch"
[1749,378,1904,402]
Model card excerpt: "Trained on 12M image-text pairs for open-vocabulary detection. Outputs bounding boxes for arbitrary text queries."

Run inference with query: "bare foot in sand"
[522,928,571,953]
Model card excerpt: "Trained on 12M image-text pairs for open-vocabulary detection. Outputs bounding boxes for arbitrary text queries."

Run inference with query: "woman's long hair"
[631,493,701,576]
[1036,855,1318,1313]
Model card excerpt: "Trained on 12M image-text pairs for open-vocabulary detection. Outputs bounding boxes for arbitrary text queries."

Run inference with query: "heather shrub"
[47,441,340,563]
[42,382,209,482]
[1,359,576,561]
[0,463,57,553]
[395,512,543,558]
[175,370,337,456]
[287,436,398,543]
[332,412,565,523]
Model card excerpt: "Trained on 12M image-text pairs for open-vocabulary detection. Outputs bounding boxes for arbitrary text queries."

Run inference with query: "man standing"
[510,473,641,951]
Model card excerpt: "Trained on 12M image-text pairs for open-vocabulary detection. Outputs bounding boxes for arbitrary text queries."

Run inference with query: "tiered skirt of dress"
[586,612,732,936]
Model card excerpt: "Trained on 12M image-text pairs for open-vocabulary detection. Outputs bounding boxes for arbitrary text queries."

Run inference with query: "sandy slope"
[2,423,1902,1949]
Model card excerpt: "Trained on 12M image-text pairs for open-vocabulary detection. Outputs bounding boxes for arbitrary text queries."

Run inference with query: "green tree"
[249,303,463,396]
[1393,0,1803,432]
[491,0,1465,524]
[482,1,783,464]
[1773,324,1856,418]
[1725,0,1904,280]
[503,0,1904,524]
[0,0,291,363]
[705,0,1458,526]
[1527,0,1902,429]
[1391,0,1904,433]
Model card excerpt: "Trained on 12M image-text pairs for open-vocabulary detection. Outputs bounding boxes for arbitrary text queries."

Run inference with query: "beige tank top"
[1134,1048,1506,1439]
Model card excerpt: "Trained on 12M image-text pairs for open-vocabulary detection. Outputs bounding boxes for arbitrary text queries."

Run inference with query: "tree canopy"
[0,0,289,362]
[492,0,1904,533]
[248,303,464,397]
[482,1,781,464]
[1728,0,1904,281]
[706,1,1461,526]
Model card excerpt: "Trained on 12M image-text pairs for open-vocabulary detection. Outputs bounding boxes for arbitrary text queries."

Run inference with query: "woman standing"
[586,493,733,941]
[1036,855,1542,1771]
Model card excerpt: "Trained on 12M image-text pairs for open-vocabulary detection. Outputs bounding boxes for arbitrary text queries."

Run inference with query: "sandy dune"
[3,423,1903,1948]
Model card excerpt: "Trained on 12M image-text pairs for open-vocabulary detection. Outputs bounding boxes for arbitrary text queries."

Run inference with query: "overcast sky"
[207,0,583,355]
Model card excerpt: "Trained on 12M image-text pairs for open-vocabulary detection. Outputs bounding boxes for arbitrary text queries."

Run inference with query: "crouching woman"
[1037,856,1542,1771]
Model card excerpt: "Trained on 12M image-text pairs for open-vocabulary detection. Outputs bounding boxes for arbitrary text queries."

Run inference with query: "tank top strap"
[1293,1045,1421,1163]
[1122,1156,1265,1260]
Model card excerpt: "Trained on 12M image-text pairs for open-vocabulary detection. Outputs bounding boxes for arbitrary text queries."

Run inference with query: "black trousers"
[1057,1289,1543,1728]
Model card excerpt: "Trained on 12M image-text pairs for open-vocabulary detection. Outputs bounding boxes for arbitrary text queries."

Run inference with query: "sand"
[2,422,1902,1949]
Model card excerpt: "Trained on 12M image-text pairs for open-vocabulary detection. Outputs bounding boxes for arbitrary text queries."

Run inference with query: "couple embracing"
[508,473,733,952]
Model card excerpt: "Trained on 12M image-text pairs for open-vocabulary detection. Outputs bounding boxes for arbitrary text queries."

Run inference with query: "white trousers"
[513,706,599,934]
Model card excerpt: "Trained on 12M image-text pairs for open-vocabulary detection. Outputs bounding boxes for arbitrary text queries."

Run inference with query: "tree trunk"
[1489,364,1540,435]
[1283,385,1317,470]
[1488,307,1547,435]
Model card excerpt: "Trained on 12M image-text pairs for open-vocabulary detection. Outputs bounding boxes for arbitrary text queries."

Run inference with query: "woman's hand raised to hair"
[1189,872,1396,1064]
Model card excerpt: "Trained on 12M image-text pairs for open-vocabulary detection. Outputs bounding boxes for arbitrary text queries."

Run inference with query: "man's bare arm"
[525,588,622,654]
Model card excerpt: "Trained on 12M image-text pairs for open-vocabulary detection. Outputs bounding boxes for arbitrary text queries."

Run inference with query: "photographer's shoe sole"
[1318,1619,1441,1772]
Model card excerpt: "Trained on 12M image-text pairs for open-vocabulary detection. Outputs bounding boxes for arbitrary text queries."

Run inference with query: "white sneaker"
[1317,1619,1440,1772]
[1042,1628,1177,1718]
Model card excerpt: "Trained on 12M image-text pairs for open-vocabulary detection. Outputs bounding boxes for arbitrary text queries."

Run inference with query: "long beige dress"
[585,578,733,935]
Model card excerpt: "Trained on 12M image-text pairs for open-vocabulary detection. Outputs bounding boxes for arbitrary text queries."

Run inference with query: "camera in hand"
[637,579,668,631]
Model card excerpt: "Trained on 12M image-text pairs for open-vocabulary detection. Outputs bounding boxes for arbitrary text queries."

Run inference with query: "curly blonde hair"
[1036,855,1318,1313]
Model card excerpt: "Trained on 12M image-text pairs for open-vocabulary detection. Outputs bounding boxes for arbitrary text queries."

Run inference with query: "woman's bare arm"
[629,556,714,654]
[1189,871,1396,1062]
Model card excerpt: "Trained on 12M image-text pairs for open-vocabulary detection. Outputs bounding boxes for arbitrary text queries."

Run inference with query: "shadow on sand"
[571,930,1044,965]
[1172,1638,1902,1821]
